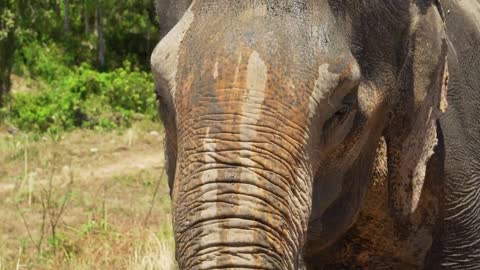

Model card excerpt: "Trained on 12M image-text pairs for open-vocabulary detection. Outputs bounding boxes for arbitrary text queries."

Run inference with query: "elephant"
[151,0,480,269]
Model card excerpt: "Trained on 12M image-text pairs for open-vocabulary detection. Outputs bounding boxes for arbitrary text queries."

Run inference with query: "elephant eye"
[333,92,356,120]
[155,84,175,126]
[322,92,357,145]
[334,104,351,119]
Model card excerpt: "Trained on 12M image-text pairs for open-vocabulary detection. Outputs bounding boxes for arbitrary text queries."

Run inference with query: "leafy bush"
[6,61,156,133]
[14,42,73,82]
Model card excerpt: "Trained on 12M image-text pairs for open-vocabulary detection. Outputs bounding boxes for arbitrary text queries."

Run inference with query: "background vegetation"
[0,1,175,269]
[0,0,160,132]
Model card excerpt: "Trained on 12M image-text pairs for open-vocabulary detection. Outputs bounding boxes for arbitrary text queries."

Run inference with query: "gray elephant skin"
[151,0,480,269]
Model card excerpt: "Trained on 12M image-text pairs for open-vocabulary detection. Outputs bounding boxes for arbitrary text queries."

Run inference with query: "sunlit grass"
[0,121,174,269]
[129,229,176,270]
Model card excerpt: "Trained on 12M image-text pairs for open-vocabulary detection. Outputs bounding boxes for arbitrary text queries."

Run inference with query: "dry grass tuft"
[129,232,176,270]
[0,122,175,269]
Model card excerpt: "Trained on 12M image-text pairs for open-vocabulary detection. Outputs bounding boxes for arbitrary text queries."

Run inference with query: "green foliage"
[0,9,15,41]
[1,0,161,132]
[5,47,156,133]
[14,42,73,82]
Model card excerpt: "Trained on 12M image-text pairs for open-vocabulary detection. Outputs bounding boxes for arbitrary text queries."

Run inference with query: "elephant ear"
[156,0,193,38]
[385,0,449,223]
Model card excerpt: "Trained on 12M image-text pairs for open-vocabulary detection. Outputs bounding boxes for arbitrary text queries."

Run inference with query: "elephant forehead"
[175,47,354,125]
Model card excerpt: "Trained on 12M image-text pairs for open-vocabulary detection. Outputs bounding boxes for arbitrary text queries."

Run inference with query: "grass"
[0,121,176,269]
[128,230,176,270]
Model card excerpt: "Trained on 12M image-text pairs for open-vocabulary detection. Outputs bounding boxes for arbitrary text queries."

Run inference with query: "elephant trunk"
[172,113,313,269]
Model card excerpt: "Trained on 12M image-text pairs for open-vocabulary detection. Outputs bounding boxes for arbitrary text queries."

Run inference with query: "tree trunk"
[95,4,105,69]
[53,0,60,17]
[84,3,89,35]
[0,1,16,106]
[146,8,151,55]
[63,0,70,34]
[0,31,14,106]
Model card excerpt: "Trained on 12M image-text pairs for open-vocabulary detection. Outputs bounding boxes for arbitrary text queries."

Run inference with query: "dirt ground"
[0,122,175,270]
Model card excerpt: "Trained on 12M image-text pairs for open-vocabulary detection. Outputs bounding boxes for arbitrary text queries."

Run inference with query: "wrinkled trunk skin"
[156,4,351,268]
[172,102,313,270]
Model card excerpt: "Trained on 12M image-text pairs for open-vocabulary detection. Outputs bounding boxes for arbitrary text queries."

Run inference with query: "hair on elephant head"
[151,0,449,269]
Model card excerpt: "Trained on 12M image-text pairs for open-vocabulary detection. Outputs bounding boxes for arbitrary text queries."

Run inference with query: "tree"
[0,1,16,106]
[95,1,105,69]
[64,0,70,34]
[84,0,90,35]
[0,0,162,106]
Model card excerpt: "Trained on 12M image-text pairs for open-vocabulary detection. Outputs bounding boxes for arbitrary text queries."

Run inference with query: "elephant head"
[151,0,448,269]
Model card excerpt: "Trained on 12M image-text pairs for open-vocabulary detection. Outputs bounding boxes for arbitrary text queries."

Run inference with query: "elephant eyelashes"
[334,92,357,121]
[322,92,357,146]
[334,104,351,119]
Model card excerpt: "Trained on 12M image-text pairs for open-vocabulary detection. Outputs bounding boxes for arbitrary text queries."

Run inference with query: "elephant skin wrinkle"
[152,0,480,269]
